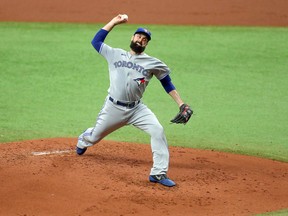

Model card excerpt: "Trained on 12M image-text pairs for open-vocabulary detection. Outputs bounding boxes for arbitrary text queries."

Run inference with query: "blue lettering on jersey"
[114,61,145,74]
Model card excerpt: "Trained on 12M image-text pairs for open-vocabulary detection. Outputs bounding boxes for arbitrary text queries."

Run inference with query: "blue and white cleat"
[76,146,87,155]
[149,174,176,187]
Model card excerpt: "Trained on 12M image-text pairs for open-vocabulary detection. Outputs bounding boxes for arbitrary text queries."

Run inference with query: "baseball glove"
[170,104,193,124]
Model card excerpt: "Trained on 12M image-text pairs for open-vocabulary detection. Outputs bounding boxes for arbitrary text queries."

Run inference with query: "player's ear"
[131,35,134,41]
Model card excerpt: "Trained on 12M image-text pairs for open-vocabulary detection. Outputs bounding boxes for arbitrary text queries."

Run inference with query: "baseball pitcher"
[76,14,193,187]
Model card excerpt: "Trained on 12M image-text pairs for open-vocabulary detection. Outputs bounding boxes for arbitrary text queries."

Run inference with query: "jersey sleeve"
[91,29,109,52]
[160,75,176,93]
[150,58,171,80]
[99,43,115,60]
[91,28,115,62]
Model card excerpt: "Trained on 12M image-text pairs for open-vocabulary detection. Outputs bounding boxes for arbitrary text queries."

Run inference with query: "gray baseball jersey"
[77,40,171,176]
[100,43,170,102]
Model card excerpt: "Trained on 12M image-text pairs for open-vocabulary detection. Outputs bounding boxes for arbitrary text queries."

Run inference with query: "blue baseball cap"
[134,27,152,41]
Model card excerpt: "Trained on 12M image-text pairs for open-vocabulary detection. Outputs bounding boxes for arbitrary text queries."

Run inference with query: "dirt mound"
[1,0,288,215]
[0,138,287,215]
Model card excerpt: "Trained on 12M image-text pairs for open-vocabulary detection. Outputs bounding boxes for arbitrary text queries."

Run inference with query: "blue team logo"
[134,77,146,86]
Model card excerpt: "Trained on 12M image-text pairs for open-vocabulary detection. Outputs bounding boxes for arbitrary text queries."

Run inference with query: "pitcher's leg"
[149,124,169,175]
[128,104,170,175]
[77,127,94,148]
[77,99,126,150]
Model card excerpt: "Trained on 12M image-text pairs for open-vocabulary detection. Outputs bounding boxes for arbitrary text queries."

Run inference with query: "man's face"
[130,33,149,54]
[132,33,149,46]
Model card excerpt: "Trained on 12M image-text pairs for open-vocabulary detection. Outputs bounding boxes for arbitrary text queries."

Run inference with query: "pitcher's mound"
[0,138,287,215]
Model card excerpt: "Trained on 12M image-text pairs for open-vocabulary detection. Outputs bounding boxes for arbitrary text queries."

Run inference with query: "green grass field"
[1,22,288,163]
[0,22,288,215]
[256,209,288,216]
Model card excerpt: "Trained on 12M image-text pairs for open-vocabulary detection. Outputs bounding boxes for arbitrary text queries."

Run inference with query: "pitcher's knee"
[150,124,165,138]
[85,135,101,145]
[80,128,103,145]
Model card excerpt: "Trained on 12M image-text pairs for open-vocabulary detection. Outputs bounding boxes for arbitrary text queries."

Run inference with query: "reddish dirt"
[0,138,288,216]
[1,0,288,215]
[0,0,288,26]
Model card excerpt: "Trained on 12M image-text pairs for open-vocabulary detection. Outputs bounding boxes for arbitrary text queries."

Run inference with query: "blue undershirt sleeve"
[160,75,176,93]
[91,29,109,52]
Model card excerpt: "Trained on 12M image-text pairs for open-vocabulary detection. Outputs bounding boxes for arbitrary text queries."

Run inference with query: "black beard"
[130,41,145,54]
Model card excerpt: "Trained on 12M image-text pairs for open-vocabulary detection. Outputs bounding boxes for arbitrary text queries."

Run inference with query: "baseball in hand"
[120,14,128,21]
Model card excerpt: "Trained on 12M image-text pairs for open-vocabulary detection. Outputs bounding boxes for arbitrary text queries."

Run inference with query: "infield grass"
[0,22,288,163]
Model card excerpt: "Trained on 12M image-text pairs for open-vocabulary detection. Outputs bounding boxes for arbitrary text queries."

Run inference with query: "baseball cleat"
[149,174,176,187]
[76,147,87,155]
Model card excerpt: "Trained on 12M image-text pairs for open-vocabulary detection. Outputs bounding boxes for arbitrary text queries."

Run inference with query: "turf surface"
[1,22,287,162]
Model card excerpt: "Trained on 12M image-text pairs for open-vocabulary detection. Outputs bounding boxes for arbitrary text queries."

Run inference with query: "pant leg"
[128,103,170,175]
[77,98,127,149]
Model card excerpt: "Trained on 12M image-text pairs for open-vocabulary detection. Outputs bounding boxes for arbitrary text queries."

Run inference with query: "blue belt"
[109,96,140,109]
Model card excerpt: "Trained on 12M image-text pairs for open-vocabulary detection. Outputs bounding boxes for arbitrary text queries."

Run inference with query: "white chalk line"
[31,150,71,156]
